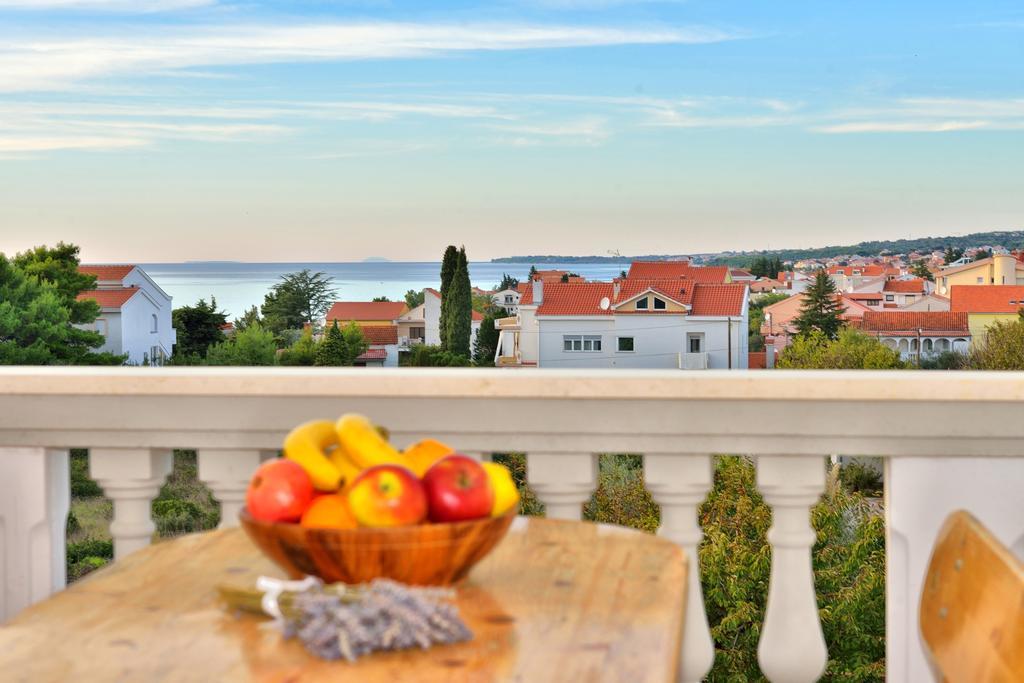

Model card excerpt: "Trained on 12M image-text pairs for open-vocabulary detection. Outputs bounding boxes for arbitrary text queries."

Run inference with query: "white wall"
[87,312,124,358]
[123,268,175,359]
[384,344,399,367]
[424,292,442,346]
[120,293,171,365]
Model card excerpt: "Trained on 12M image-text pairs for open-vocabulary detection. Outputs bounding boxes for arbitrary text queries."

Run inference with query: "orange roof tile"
[472,310,484,321]
[356,325,398,345]
[846,292,883,300]
[827,264,885,277]
[950,285,1024,313]
[532,280,746,317]
[355,349,388,361]
[861,311,969,334]
[627,261,690,278]
[326,301,409,322]
[883,279,927,293]
[78,265,136,281]
[536,282,616,316]
[76,288,139,309]
[688,284,747,317]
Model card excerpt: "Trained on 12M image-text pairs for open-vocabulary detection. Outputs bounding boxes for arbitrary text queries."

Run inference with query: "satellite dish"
[599,297,611,311]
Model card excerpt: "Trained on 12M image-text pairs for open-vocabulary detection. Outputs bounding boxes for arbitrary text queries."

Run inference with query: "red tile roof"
[827,264,884,277]
[425,288,441,299]
[76,288,139,309]
[861,311,969,334]
[536,282,616,316]
[950,285,1024,314]
[357,325,398,345]
[627,261,690,278]
[78,265,136,281]
[326,301,408,322]
[472,310,484,322]
[531,280,746,317]
[355,349,387,361]
[846,292,883,301]
[689,284,747,317]
[883,279,927,293]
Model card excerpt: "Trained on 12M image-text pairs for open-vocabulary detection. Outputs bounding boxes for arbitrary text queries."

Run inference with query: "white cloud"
[0,0,211,10]
[487,115,610,144]
[818,98,1024,133]
[0,22,737,93]
[815,120,991,134]
[0,135,147,152]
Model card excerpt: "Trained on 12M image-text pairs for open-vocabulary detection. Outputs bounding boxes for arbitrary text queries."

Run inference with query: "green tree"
[497,273,519,291]
[315,321,348,366]
[438,246,460,348]
[278,327,319,366]
[12,242,101,326]
[473,313,499,365]
[966,314,1024,369]
[404,289,425,309]
[0,255,122,365]
[445,247,472,355]
[528,265,538,279]
[405,344,471,367]
[340,322,369,365]
[261,269,338,333]
[794,271,844,339]
[372,296,390,302]
[233,305,262,332]
[172,298,228,358]
[205,324,277,366]
[943,246,965,265]
[778,328,906,369]
[910,260,934,282]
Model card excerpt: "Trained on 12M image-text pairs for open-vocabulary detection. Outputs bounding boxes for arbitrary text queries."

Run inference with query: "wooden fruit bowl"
[238,508,516,586]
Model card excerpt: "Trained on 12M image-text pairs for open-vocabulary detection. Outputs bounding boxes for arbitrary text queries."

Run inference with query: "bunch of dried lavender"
[281,579,473,661]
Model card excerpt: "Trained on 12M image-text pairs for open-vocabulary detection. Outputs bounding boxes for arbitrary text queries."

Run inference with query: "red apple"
[245,459,314,523]
[422,455,495,522]
[347,465,428,527]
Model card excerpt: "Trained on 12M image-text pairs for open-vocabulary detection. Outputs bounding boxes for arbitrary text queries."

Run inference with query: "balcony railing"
[1,367,1023,683]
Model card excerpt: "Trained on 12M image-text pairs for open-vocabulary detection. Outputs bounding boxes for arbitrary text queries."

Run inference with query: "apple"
[246,459,314,523]
[422,455,495,523]
[346,465,428,527]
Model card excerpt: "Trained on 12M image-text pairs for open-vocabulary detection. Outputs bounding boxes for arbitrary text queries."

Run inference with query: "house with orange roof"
[881,278,931,307]
[950,285,1024,344]
[759,292,872,350]
[76,264,176,365]
[498,261,749,369]
[860,311,970,361]
[325,300,409,366]
[934,253,1024,296]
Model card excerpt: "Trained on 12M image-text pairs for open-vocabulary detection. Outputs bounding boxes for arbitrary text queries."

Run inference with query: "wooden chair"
[920,510,1024,682]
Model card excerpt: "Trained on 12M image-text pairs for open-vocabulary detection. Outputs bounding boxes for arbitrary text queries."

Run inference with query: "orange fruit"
[404,439,455,477]
[299,493,358,529]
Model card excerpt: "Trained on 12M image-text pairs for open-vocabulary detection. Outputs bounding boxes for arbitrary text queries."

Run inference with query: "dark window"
[617,337,634,352]
[635,297,648,310]
[653,297,666,310]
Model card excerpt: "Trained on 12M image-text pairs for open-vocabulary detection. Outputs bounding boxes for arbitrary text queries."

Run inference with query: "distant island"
[493,229,1024,267]
[362,256,392,263]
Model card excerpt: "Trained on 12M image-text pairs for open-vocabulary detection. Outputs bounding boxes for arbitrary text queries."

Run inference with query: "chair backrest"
[919,510,1024,682]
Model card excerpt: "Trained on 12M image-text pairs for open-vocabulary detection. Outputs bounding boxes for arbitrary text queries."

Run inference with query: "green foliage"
[404,289,425,309]
[943,246,965,265]
[910,260,935,282]
[279,326,319,366]
[701,457,886,681]
[66,538,114,582]
[471,291,496,315]
[406,344,471,367]
[153,450,220,532]
[749,255,785,279]
[439,245,460,348]
[920,350,967,370]
[795,271,845,339]
[497,273,519,291]
[444,247,472,355]
[839,461,883,497]
[372,296,390,302]
[315,321,348,366]
[341,321,369,364]
[172,298,228,358]
[261,269,338,333]
[205,323,277,366]
[490,454,544,516]
[778,329,906,369]
[966,316,1024,369]
[473,313,499,366]
[13,242,100,325]
[583,455,660,533]
[153,499,218,536]
[528,265,538,278]
[233,305,263,332]
[70,449,103,497]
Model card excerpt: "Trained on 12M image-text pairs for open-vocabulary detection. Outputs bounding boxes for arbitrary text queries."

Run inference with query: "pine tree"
[529,265,538,279]
[445,248,472,356]
[794,270,845,339]
[315,321,348,366]
[911,260,934,282]
[438,245,459,348]
[473,313,499,366]
[498,273,519,291]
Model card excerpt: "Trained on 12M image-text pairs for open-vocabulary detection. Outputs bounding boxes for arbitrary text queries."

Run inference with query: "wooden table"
[0,517,686,682]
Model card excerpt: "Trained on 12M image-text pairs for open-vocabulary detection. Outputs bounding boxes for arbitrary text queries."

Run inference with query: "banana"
[327,446,362,488]
[283,419,343,491]
[335,413,406,471]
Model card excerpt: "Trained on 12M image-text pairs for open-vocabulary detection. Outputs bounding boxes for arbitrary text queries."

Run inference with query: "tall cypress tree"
[794,271,845,339]
[445,248,472,356]
[439,245,459,348]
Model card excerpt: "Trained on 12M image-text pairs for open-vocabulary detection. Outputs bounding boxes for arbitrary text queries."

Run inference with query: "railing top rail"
[1,367,1024,402]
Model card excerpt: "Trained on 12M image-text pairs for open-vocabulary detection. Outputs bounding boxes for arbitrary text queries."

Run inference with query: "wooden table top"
[0,517,686,683]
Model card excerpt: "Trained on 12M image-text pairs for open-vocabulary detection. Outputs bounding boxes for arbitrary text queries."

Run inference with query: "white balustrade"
[1,367,1024,683]
[756,455,828,683]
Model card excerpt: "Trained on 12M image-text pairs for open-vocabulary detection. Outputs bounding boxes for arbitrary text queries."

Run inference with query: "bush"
[66,537,113,566]
[920,351,967,370]
[778,328,905,369]
[152,450,221,535]
[153,499,217,536]
[66,508,80,535]
[406,344,471,367]
[70,449,103,497]
[839,460,883,497]
[966,315,1024,369]
[583,454,660,533]
[491,453,544,516]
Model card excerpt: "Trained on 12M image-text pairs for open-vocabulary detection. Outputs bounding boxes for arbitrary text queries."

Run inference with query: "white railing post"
[90,448,173,559]
[198,449,276,529]
[0,448,69,621]
[644,453,716,683]
[527,453,597,520]
[756,455,828,683]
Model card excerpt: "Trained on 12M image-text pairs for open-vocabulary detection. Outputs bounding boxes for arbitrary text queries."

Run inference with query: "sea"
[142,261,629,319]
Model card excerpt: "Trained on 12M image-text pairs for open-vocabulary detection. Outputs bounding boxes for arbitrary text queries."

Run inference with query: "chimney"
[533,278,543,305]
[613,280,620,300]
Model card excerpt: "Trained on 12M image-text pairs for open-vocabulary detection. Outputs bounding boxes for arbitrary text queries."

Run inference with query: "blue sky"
[0,0,1021,261]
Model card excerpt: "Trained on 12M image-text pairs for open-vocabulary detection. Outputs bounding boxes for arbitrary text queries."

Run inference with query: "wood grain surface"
[0,517,686,683]
[239,508,515,585]
[920,510,1024,683]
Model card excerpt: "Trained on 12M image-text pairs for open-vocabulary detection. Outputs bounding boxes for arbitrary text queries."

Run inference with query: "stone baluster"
[0,448,69,621]
[756,455,828,683]
[198,449,277,528]
[90,448,173,560]
[527,452,596,520]
[644,453,716,683]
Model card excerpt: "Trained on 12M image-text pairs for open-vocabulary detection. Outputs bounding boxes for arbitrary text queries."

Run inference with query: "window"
[563,335,601,352]
[635,297,648,310]
[151,314,158,333]
[410,326,425,339]
[905,295,916,303]
[885,294,895,302]
[977,277,984,284]
[504,295,514,304]
[617,337,634,352]
[687,333,704,354]
[653,297,666,310]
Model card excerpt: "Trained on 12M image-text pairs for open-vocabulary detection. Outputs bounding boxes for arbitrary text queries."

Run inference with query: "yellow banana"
[335,414,406,471]
[327,446,362,488]
[283,420,343,491]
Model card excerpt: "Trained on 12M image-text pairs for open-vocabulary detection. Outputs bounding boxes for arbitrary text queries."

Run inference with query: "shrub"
[66,538,113,564]
[153,499,217,536]
[66,508,80,535]
[70,449,103,497]
[406,344,471,367]
[152,450,220,535]
[839,460,883,497]
[491,453,544,516]
[583,454,660,533]
[778,328,905,369]
[920,351,967,370]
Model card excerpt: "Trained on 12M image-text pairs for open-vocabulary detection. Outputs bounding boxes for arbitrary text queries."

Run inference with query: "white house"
[497,265,749,369]
[491,287,521,315]
[860,311,970,361]
[395,288,482,353]
[880,278,932,308]
[77,265,176,365]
